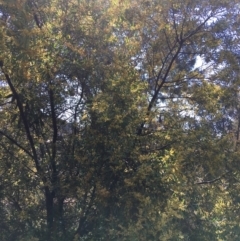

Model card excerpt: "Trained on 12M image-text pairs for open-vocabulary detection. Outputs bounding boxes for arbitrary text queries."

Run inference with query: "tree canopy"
[0,0,240,240]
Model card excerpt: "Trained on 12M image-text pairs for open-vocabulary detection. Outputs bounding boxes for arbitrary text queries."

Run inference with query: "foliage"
[0,0,240,240]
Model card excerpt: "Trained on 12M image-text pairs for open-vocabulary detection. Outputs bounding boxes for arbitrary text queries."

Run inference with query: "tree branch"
[195,171,230,185]
[0,130,34,159]
[48,83,58,180]
[137,40,183,135]
[1,67,40,172]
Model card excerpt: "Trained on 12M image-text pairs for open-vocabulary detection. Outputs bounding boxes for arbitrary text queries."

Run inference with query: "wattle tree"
[0,0,240,240]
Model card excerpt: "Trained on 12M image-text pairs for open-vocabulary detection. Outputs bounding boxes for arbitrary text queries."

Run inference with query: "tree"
[0,0,240,240]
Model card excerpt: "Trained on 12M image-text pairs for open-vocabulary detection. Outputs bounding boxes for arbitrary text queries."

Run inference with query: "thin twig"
[195,171,230,185]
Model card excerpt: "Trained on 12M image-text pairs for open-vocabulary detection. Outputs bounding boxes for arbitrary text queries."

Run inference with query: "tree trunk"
[45,187,54,240]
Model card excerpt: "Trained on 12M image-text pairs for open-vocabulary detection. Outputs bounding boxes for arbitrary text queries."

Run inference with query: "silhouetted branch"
[195,171,230,185]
